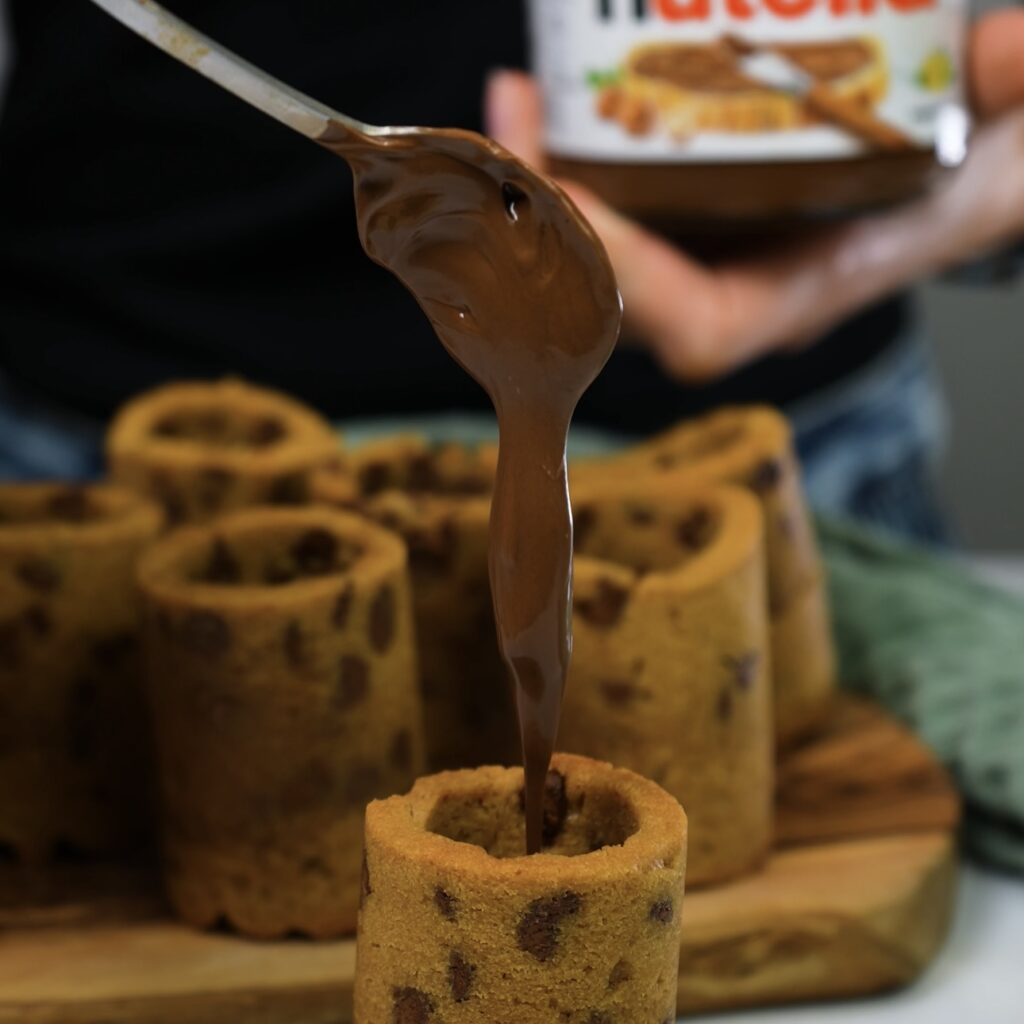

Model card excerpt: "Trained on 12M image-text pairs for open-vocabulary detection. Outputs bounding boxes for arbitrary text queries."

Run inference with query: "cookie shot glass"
[574,405,835,746]
[356,753,687,1024]
[137,506,424,938]
[313,437,516,772]
[0,484,163,863]
[565,477,773,886]
[107,378,340,525]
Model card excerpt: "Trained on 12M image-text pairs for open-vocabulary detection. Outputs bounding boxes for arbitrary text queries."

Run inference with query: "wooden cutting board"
[0,696,960,1023]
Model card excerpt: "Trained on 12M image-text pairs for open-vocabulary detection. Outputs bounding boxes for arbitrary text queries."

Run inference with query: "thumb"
[485,69,547,168]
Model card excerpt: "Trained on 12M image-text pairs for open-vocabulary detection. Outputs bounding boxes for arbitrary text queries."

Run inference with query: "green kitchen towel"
[819,516,1024,873]
[339,416,1024,872]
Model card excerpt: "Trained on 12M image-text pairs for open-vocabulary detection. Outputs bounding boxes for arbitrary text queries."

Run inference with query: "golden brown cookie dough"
[574,405,835,744]
[564,477,773,887]
[325,434,498,503]
[771,574,837,748]
[137,506,424,938]
[107,378,340,525]
[0,484,163,864]
[356,753,687,1024]
[576,405,819,616]
[313,438,516,772]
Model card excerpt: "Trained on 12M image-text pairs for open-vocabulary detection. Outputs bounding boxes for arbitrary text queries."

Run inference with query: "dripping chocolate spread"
[320,123,622,854]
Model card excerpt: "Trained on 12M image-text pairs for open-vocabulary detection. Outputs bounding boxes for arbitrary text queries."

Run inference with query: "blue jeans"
[0,337,951,544]
[0,376,104,480]
[785,337,950,544]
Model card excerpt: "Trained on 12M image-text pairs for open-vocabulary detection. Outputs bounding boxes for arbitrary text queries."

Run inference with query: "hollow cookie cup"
[108,378,340,525]
[356,753,687,1024]
[565,477,773,886]
[573,405,835,746]
[137,506,424,938]
[313,437,516,771]
[0,484,163,863]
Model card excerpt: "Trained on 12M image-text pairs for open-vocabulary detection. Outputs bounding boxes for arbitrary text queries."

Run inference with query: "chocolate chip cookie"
[565,476,773,886]
[355,753,686,1023]
[0,484,163,863]
[107,378,340,525]
[137,506,424,938]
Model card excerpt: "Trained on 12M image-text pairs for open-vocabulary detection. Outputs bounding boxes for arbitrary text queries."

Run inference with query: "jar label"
[530,0,968,163]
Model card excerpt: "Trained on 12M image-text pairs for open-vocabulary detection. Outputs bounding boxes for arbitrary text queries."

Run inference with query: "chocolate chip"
[159,489,187,525]
[250,416,286,447]
[197,467,233,511]
[284,621,306,668]
[575,579,629,628]
[608,959,632,990]
[654,452,678,469]
[391,987,434,1024]
[179,611,231,657]
[263,560,297,586]
[334,656,370,711]
[0,619,21,670]
[369,586,396,652]
[360,852,372,909]
[268,473,307,505]
[359,461,391,497]
[626,505,654,526]
[573,505,595,551]
[676,506,716,550]
[300,856,331,879]
[92,632,137,667]
[725,652,759,690]
[588,1013,612,1024]
[434,887,459,921]
[716,688,733,722]
[448,951,476,1003]
[205,538,241,583]
[153,415,182,438]
[649,899,674,924]
[390,729,413,773]
[516,891,582,962]
[407,453,438,492]
[407,520,458,576]
[23,605,52,637]
[16,558,61,594]
[47,487,93,522]
[749,458,783,493]
[291,528,338,576]
[332,583,355,629]
[600,680,643,708]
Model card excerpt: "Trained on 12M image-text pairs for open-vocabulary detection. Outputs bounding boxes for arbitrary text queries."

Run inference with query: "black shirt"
[0,0,903,434]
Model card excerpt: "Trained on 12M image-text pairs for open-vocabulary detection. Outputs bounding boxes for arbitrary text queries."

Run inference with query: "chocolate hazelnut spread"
[531,0,970,229]
[321,124,622,854]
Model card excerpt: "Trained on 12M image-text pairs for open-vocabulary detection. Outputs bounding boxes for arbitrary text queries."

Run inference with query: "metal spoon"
[87,0,391,143]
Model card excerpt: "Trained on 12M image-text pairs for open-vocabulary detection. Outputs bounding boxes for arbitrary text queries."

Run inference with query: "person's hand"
[486,10,1024,382]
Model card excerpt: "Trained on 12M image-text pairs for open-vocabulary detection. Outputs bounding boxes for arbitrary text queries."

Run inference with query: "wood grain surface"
[0,696,960,1023]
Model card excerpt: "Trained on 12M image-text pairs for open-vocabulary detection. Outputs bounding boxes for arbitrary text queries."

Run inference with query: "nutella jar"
[530,0,970,231]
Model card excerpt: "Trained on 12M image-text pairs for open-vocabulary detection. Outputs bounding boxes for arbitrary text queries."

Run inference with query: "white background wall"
[0,7,1018,550]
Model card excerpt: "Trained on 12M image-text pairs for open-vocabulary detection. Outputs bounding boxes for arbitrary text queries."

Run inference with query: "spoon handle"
[87,0,374,141]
